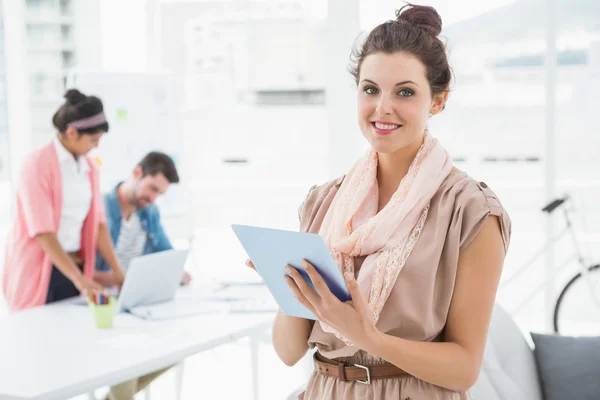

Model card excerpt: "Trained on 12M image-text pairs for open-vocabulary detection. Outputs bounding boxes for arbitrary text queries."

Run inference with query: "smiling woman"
[245,3,512,400]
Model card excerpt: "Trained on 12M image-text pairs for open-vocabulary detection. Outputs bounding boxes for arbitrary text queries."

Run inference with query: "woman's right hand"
[246,259,257,272]
[74,275,105,295]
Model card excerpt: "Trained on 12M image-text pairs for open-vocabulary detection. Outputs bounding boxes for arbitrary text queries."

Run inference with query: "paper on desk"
[127,300,223,320]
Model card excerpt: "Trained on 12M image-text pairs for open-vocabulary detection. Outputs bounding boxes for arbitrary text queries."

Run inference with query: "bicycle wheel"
[553,264,600,335]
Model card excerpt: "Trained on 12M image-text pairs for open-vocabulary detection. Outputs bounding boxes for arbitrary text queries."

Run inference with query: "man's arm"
[151,207,192,285]
[151,208,173,252]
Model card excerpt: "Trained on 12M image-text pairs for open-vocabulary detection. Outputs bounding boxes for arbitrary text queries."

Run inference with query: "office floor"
[144,339,308,400]
[69,337,309,400]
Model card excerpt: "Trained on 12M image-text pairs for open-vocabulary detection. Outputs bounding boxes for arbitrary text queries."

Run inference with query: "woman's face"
[64,128,104,156]
[357,51,447,155]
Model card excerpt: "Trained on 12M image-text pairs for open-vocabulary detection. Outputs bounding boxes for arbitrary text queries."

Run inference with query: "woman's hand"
[93,269,125,288]
[111,267,125,286]
[285,259,379,349]
[181,271,192,286]
[246,259,257,272]
[74,275,105,295]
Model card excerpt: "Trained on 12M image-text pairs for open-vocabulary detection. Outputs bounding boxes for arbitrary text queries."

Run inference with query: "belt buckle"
[353,363,371,385]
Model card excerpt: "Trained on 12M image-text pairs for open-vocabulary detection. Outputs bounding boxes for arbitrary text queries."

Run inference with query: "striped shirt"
[114,212,146,270]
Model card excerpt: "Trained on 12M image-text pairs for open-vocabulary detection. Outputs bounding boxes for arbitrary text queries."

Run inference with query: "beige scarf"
[319,131,452,343]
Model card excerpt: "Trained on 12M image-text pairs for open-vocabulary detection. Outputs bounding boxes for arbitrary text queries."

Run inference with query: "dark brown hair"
[138,152,180,184]
[52,89,109,134]
[349,3,452,97]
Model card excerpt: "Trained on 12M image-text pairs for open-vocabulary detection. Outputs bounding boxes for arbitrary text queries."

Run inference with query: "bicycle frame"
[499,225,569,289]
[563,207,600,312]
[502,199,600,315]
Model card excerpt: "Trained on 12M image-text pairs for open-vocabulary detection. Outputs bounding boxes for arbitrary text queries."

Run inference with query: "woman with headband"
[2,89,125,311]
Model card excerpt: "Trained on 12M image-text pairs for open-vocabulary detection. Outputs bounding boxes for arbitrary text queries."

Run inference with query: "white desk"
[0,294,274,400]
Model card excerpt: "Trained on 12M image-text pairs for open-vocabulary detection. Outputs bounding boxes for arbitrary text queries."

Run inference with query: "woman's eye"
[398,89,414,97]
[364,86,378,95]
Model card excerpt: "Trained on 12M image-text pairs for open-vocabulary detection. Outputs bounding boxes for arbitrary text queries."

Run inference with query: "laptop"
[115,249,189,313]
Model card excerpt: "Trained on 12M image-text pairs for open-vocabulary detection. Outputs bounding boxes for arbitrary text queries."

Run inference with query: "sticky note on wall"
[116,109,128,121]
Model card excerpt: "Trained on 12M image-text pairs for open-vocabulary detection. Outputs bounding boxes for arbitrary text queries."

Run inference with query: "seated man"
[96,151,191,283]
[96,151,191,400]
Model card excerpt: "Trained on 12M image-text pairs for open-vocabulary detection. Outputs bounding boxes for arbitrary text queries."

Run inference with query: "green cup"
[88,296,116,329]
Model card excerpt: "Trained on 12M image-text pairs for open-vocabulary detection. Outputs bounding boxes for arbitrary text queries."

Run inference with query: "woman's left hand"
[285,260,380,348]
[111,266,125,287]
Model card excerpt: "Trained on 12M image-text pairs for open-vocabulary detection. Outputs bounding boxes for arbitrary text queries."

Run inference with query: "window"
[25,0,55,10]
[61,25,71,41]
[59,0,72,16]
[61,50,74,69]
[31,73,46,96]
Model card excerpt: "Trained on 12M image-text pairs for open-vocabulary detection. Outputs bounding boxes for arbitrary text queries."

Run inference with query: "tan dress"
[297,171,511,400]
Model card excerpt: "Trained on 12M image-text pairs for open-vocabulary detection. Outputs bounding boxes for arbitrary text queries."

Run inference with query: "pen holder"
[88,296,116,329]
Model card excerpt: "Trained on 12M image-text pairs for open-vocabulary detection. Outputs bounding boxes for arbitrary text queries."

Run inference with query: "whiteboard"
[65,71,190,220]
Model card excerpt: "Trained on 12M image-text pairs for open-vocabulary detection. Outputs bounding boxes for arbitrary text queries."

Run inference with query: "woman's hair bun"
[63,89,87,105]
[395,3,443,37]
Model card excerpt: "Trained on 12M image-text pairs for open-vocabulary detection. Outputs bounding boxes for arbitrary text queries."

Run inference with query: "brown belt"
[313,352,408,385]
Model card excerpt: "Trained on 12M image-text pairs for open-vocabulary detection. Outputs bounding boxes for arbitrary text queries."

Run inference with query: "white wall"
[73,0,103,69]
[325,0,363,178]
[99,0,147,71]
[2,0,31,191]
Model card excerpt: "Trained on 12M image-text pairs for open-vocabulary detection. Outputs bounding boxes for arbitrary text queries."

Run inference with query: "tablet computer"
[231,224,351,320]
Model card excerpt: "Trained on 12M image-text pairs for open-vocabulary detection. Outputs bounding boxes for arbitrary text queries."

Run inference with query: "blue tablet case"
[231,224,351,320]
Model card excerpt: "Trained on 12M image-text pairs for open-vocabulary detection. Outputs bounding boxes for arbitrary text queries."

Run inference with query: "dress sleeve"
[455,181,511,253]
